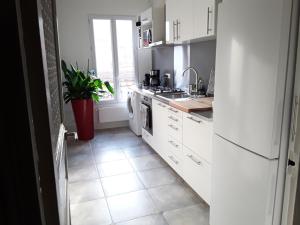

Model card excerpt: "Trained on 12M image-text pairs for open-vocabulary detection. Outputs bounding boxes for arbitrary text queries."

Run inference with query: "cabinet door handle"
[168,108,179,113]
[187,154,202,165]
[173,21,177,41]
[207,7,213,35]
[177,19,180,40]
[158,102,166,108]
[187,116,202,123]
[169,155,179,164]
[168,124,179,131]
[168,116,178,122]
[168,140,179,148]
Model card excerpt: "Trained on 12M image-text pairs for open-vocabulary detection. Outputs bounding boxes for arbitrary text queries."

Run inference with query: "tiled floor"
[67,127,209,225]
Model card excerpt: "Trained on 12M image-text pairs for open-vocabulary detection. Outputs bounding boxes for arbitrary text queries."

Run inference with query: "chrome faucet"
[182,67,202,95]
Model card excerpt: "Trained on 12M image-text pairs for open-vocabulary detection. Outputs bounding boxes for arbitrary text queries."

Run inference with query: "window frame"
[88,15,138,105]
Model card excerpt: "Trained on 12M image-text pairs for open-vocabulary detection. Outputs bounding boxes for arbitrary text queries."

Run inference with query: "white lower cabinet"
[182,113,213,163]
[167,135,182,159]
[152,98,212,205]
[164,147,183,176]
[152,99,168,156]
[182,146,211,204]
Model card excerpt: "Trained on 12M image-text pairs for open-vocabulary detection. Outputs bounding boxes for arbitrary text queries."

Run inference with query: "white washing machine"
[127,90,142,136]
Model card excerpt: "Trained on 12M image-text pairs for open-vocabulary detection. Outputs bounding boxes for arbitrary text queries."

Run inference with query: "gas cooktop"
[143,86,184,94]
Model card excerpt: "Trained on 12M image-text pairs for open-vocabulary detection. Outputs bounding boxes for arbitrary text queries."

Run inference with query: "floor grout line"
[89,141,115,225]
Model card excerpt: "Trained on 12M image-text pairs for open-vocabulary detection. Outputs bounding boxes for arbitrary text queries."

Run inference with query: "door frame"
[16,0,63,224]
[281,11,300,225]
[281,1,300,225]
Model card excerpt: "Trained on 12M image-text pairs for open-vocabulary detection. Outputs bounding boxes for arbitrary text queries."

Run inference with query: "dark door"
[2,0,69,224]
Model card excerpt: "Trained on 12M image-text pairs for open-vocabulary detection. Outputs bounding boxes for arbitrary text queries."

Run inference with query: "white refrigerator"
[211,0,294,225]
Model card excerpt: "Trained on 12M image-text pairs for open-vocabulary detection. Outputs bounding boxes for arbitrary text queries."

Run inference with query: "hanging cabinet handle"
[207,7,213,35]
[169,155,179,164]
[168,140,179,148]
[187,154,202,165]
[187,116,202,123]
[168,124,179,131]
[158,102,166,108]
[173,21,177,41]
[168,116,178,122]
[169,108,179,113]
[176,20,180,40]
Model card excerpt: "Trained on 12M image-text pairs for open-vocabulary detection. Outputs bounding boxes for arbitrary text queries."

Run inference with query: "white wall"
[56,0,151,130]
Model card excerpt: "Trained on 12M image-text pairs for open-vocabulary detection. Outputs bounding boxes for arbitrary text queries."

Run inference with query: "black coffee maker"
[149,70,160,87]
[143,73,150,87]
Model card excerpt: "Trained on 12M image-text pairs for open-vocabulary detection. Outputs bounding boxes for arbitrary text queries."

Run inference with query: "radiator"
[98,104,129,123]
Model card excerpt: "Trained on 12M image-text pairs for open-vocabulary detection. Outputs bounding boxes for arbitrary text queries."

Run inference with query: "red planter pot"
[71,99,94,140]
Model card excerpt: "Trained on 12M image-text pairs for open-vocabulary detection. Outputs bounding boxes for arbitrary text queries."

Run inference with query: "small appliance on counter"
[143,73,150,87]
[162,73,171,88]
[149,69,160,87]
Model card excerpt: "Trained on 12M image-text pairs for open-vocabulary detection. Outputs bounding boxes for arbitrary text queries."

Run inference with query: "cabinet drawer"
[167,136,182,159]
[182,113,213,162]
[182,146,211,204]
[167,105,182,117]
[164,148,183,175]
[154,100,168,110]
[167,113,182,125]
[167,120,182,141]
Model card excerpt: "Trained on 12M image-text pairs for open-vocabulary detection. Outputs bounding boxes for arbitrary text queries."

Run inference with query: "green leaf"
[61,60,67,74]
[93,79,102,88]
[70,64,77,75]
[104,81,114,94]
[91,93,100,102]
[71,75,78,87]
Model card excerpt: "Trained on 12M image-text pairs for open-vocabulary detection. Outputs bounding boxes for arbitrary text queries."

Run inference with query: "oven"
[140,95,152,134]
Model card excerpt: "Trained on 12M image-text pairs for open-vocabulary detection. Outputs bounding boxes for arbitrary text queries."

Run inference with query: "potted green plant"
[61,60,113,140]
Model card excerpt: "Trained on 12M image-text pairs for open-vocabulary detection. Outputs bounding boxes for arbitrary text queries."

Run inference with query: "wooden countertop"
[169,97,213,113]
[129,86,213,114]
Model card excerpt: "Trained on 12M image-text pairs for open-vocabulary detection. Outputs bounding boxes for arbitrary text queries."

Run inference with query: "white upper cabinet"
[193,0,216,38]
[166,0,217,44]
[139,0,165,48]
[165,0,178,43]
[177,0,194,42]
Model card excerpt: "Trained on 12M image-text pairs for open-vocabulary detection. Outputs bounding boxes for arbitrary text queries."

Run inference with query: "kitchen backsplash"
[152,46,174,87]
[189,40,216,91]
[151,40,216,92]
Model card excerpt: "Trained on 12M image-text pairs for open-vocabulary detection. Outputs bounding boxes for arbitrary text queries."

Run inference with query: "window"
[90,16,137,102]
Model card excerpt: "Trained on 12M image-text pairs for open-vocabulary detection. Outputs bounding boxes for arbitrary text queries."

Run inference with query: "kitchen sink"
[156,92,206,101]
[156,92,190,100]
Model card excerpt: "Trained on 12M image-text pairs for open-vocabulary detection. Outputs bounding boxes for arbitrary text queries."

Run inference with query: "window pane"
[93,19,114,100]
[116,20,136,101]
